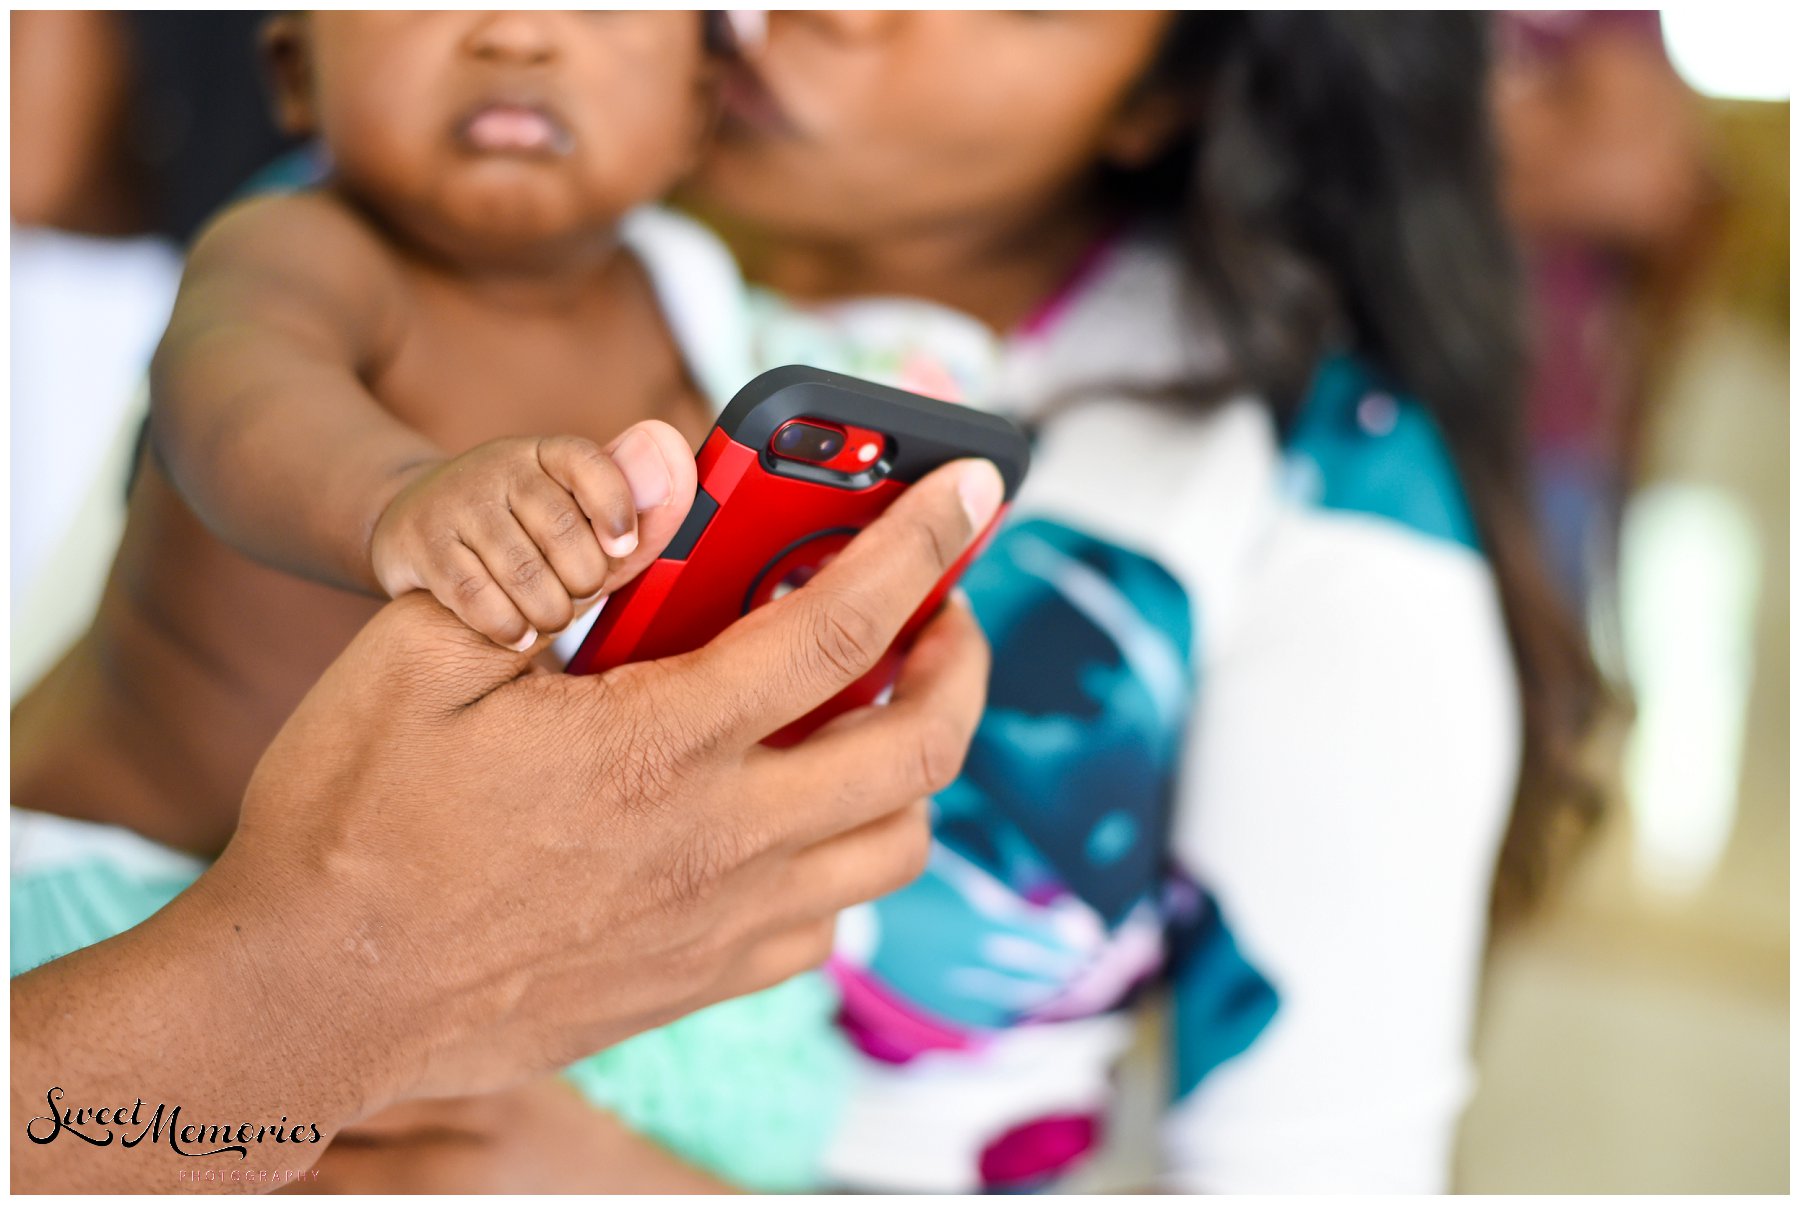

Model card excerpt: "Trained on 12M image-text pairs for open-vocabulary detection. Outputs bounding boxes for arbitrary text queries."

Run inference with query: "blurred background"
[8,10,1789,1193]
[1458,12,1789,1191]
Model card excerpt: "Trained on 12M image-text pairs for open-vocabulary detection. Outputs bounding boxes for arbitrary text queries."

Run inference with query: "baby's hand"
[371,422,692,650]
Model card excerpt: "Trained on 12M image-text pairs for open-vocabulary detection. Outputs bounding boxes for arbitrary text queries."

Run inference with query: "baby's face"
[280,12,711,265]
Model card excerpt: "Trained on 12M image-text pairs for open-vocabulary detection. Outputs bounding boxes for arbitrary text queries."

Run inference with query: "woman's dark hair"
[1118,12,1608,927]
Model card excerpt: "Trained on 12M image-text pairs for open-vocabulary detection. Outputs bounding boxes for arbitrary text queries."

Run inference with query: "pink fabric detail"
[828,958,979,1064]
[978,1113,1102,1187]
[897,353,968,404]
[1015,227,1123,341]
[1025,904,1166,1023]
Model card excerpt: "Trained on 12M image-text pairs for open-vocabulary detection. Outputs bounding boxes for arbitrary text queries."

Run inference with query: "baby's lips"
[456,100,574,157]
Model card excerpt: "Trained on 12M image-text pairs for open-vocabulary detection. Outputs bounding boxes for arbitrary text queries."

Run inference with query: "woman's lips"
[457,102,573,156]
[718,59,798,137]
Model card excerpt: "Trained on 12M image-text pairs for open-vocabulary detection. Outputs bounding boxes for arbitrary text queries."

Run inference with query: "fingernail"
[602,529,639,559]
[957,460,1004,533]
[507,627,538,653]
[949,585,972,609]
[612,430,672,510]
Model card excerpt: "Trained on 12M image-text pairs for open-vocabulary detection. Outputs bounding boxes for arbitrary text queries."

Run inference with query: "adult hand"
[13,456,1001,1192]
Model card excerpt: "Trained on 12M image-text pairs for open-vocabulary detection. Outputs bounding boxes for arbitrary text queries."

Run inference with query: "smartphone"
[565,364,1030,745]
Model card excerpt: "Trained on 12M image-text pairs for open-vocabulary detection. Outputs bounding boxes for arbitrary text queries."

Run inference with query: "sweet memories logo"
[26,1086,323,1158]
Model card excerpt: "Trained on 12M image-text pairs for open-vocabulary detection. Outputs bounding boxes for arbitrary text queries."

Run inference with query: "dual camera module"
[769,418,886,479]
[774,420,846,461]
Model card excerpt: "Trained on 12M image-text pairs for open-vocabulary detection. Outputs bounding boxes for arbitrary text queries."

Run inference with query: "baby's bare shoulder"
[173,191,410,358]
[192,190,400,274]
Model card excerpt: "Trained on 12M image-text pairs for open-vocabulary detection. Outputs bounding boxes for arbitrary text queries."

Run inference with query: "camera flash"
[856,441,880,464]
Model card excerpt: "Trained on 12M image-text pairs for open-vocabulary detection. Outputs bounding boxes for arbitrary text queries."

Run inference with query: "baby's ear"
[260,14,317,137]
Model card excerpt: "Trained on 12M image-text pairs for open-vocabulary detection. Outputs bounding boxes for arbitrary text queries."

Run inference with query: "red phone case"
[565,365,1030,745]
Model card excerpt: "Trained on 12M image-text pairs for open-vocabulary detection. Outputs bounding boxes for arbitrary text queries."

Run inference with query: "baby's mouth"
[457,101,574,157]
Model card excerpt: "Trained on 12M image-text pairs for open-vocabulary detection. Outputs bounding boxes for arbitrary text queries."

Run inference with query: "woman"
[674,11,1602,1192]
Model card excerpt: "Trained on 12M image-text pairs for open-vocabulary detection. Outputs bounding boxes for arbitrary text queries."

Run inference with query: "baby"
[12,11,844,1191]
[16,11,717,853]
[162,10,731,649]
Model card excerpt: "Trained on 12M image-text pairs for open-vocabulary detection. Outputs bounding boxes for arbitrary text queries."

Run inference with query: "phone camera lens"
[770,420,848,464]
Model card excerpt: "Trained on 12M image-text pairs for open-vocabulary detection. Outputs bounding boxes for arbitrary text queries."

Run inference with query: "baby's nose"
[464,12,557,66]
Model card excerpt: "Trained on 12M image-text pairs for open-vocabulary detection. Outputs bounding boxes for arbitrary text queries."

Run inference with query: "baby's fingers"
[424,540,537,651]
[529,427,693,626]
[510,470,610,604]
[596,420,698,586]
[537,423,697,604]
[536,435,641,560]
[463,506,575,639]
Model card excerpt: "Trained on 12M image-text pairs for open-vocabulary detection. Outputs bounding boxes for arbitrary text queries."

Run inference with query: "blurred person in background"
[1490,9,1711,622]
[1492,11,1772,905]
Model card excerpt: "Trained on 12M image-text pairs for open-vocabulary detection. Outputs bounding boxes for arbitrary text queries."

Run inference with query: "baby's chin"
[402,174,632,270]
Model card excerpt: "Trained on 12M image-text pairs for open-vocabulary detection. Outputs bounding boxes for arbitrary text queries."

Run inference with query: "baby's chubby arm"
[149,193,695,647]
[150,193,442,593]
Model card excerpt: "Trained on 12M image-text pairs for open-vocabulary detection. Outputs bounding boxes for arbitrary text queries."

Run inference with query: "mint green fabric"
[11,852,848,1189]
[564,971,851,1191]
[11,859,195,977]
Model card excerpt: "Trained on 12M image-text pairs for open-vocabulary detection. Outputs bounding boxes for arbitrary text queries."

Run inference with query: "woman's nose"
[791,10,906,46]
[464,12,556,66]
